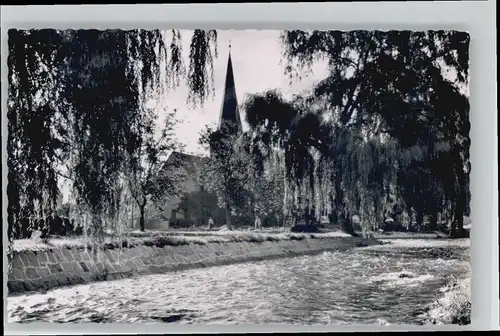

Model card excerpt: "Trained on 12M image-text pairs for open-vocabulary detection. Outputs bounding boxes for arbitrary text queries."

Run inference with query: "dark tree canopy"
[7,29,471,242]
[240,30,470,236]
[7,29,218,241]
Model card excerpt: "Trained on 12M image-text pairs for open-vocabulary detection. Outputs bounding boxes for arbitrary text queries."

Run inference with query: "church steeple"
[218,41,242,134]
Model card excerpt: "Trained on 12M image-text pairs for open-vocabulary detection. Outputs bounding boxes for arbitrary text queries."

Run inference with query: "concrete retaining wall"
[8,236,377,294]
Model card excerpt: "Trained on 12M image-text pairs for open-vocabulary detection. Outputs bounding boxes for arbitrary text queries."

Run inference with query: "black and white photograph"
[5,28,471,326]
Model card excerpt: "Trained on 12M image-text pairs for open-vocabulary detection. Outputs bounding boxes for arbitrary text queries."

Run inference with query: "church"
[147,46,243,230]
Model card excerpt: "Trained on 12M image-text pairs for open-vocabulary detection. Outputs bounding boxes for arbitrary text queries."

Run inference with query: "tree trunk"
[333,183,358,237]
[416,211,424,233]
[406,208,413,232]
[338,211,357,236]
[328,211,337,225]
[448,157,467,238]
[391,203,403,231]
[92,218,104,245]
[450,187,466,238]
[429,210,438,232]
[373,202,379,231]
[139,203,146,232]
[304,206,310,226]
[465,173,471,216]
[224,204,232,228]
[131,204,135,230]
[393,213,402,231]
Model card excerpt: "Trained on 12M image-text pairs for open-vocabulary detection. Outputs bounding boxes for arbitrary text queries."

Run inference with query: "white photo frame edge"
[1,2,498,333]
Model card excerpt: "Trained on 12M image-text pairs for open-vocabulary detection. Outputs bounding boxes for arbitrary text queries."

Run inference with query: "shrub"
[149,235,191,247]
[191,238,208,245]
[245,233,266,243]
[266,235,282,242]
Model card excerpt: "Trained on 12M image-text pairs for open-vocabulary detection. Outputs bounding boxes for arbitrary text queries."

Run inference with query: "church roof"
[163,151,208,175]
[219,50,242,132]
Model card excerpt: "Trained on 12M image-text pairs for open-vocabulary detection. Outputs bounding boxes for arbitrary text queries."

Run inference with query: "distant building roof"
[219,49,242,133]
[162,151,208,175]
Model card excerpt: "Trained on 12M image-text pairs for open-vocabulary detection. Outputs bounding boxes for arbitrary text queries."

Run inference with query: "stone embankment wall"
[8,236,378,294]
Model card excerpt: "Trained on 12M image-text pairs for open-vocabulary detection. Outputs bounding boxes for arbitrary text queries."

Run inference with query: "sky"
[155,30,329,156]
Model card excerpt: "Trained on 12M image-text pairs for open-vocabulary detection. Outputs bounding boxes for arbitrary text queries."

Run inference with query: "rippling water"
[7,239,470,325]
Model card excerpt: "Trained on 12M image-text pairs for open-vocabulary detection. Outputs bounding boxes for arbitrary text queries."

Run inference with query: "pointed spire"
[218,40,241,134]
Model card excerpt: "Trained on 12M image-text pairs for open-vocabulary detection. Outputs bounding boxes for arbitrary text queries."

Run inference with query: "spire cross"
[229,39,231,50]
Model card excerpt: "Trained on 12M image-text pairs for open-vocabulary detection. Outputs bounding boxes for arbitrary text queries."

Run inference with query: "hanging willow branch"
[7,29,219,244]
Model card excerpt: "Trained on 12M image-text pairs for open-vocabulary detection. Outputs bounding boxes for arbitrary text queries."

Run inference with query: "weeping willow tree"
[7,29,219,250]
[237,131,287,226]
[242,91,339,230]
[198,124,252,228]
[197,123,287,229]
[7,30,65,242]
[279,30,470,237]
[242,71,468,237]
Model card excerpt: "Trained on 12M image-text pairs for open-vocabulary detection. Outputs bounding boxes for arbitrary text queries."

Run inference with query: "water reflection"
[8,239,470,325]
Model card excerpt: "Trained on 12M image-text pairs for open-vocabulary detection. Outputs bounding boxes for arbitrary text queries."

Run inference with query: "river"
[7,239,470,325]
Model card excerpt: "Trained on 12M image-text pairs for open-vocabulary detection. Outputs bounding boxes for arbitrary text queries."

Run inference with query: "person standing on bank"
[255,216,262,230]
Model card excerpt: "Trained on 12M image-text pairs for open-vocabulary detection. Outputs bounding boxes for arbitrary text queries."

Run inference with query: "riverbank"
[10,228,460,253]
[420,277,471,325]
[7,236,469,325]
[7,234,379,295]
[360,237,471,325]
[10,230,352,253]
[373,231,451,240]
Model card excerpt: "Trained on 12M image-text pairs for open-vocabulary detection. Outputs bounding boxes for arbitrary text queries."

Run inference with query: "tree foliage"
[198,124,251,228]
[7,29,218,242]
[198,122,287,228]
[240,30,470,236]
[127,108,184,231]
[7,28,471,244]
[177,190,220,227]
